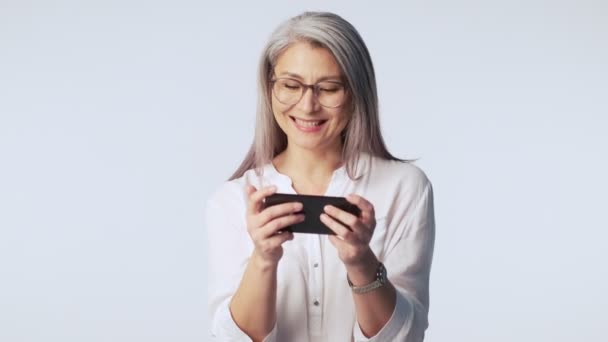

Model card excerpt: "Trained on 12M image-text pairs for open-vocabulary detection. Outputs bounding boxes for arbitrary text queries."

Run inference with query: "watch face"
[378,263,387,283]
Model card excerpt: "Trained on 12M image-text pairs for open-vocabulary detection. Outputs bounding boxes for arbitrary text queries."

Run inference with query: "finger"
[257,231,295,254]
[245,185,257,217]
[324,205,370,238]
[245,184,257,214]
[258,202,303,227]
[246,185,277,216]
[245,184,256,196]
[323,205,358,230]
[257,213,305,238]
[320,213,356,243]
[346,194,375,225]
[328,234,347,248]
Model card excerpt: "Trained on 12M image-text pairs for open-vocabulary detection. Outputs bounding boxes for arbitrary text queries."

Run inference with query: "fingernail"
[294,202,303,211]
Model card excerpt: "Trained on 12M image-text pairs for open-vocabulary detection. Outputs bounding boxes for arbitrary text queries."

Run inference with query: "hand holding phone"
[262,193,361,235]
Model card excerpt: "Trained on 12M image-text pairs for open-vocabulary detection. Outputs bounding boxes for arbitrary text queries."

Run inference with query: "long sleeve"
[205,183,279,342]
[353,180,436,342]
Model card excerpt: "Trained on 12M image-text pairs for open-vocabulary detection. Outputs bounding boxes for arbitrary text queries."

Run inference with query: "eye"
[318,83,342,93]
[319,87,339,93]
[279,80,301,90]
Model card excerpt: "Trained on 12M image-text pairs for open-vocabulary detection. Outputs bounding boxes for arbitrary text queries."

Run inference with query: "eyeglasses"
[270,78,347,108]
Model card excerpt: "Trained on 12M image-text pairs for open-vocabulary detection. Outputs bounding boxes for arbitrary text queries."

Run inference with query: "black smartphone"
[261,193,361,235]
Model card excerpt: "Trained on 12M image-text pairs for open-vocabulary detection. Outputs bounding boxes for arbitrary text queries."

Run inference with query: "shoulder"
[206,164,278,212]
[361,156,433,218]
[206,168,256,210]
[206,180,242,207]
[369,156,432,193]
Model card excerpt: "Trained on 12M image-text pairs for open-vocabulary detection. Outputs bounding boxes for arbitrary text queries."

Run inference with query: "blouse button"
[313,263,319,268]
[313,300,320,306]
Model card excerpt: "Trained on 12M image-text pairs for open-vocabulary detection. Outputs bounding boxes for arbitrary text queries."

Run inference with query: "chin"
[290,135,340,151]
[291,139,323,151]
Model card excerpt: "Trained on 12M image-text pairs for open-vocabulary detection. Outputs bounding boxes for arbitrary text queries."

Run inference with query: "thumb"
[245,184,257,196]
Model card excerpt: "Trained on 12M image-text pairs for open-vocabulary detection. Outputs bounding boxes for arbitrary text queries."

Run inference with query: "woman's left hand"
[320,194,376,267]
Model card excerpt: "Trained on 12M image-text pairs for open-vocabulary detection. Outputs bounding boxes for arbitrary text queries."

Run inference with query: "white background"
[1,1,607,341]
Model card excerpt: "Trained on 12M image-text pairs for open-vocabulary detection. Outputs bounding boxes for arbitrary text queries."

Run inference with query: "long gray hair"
[229,11,408,181]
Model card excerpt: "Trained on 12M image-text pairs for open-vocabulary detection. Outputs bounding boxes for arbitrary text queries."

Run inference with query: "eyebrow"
[277,72,343,83]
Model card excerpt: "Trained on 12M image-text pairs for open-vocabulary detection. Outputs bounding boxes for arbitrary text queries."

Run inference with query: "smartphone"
[262,193,361,235]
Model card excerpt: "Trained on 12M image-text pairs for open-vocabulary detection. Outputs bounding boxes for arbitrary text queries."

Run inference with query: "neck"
[273,140,343,187]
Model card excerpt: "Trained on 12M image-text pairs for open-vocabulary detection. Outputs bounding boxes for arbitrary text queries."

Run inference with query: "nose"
[296,86,321,113]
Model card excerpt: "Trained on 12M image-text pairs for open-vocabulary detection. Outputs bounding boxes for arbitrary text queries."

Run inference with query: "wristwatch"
[347,262,387,294]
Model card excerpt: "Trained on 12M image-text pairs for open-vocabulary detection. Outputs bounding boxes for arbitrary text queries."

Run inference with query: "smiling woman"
[206,11,435,342]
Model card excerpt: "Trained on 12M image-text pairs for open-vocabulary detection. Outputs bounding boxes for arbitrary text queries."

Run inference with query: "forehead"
[273,41,342,80]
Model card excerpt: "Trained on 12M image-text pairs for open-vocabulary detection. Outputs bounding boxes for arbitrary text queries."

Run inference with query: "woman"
[206,11,435,342]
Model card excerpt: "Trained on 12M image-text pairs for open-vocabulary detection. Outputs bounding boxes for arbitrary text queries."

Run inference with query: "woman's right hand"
[245,185,305,268]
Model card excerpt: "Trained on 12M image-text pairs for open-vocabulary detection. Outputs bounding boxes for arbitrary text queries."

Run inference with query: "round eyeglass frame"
[270,78,348,108]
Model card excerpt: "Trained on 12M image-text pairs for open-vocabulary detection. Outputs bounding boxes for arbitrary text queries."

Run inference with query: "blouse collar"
[260,152,371,189]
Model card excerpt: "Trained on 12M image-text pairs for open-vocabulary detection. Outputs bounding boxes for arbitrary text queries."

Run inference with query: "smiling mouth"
[290,116,328,127]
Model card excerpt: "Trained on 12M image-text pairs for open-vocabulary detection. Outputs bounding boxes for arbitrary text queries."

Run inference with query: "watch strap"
[347,262,387,294]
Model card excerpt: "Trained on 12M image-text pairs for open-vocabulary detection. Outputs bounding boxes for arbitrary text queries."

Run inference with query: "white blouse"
[206,153,435,342]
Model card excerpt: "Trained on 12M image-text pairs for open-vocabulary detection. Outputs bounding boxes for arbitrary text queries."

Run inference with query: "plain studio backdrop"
[1,0,606,341]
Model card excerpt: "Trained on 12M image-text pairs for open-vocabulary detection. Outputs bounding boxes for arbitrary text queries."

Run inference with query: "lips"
[290,116,328,132]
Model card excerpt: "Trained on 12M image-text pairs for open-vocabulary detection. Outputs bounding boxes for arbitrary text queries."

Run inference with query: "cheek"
[273,112,287,129]
[271,99,290,119]
[271,104,293,132]
[270,102,283,120]
[333,111,350,130]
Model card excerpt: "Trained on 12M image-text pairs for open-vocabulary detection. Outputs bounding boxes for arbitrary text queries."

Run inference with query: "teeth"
[294,118,323,127]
